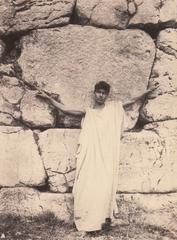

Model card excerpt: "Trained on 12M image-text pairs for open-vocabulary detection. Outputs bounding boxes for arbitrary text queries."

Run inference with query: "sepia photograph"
[0,0,177,239]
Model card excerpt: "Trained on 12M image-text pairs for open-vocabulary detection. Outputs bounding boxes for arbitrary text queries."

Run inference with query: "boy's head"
[94,81,110,105]
[94,81,110,94]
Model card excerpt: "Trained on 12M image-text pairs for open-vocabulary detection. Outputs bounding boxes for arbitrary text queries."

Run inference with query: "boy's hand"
[146,82,159,94]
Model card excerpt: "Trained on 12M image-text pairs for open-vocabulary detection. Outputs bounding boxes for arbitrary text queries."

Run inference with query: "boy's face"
[94,88,109,105]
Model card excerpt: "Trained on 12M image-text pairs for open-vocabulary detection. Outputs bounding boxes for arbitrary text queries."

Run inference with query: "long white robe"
[72,101,124,232]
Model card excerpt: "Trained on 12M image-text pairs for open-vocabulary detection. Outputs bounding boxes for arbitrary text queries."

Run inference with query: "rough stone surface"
[140,93,177,123]
[0,188,73,222]
[0,126,47,187]
[20,90,56,128]
[36,121,177,193]
[18,25,155,128]
[1,188,177,232]
[141,29,177,122]
[0,64,15,76]
[0,75,24,125]
[75,0,177,29]
[119,121,177,192]
[148,29,177,95]
[116,193,177,233]
[129,0,177,27]
[0,0,76,34]
[75,0,130,29]
[38,129,80,192]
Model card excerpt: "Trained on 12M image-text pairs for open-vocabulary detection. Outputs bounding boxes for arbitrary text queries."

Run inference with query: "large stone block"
[0,188,73,222]
[20,90,56,128]
[0,0,76,34]
[75,0,131,29]
[18,25,155,128]
[0,126,47,187]
[141,29,177,122]
[75,0,177,29]
[1,188,177,232]
[129,0,177,28]
[38,129,80,192]
[140,93,177,123]
[119,121,177,192]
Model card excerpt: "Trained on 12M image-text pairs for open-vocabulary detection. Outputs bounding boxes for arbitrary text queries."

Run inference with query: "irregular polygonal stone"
[142,29,177,122]
[0,188,73,222]
[75,0,131,29]
[140,93,177,123]
[0,0,76,34]
[147,29,177,97]
[129,0,177,28]
[0,76,24,125]
[119,122,177,192]
[0,126,47,187]
[38,129,80,192]
[18,25,155,128]
[20,90,56,128]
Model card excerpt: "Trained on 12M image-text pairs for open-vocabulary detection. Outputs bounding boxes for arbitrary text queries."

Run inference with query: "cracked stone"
[119,122,177,192]
[18,25,155,128]
[36,124,177,193]
[76,0,130,29]
[0,112,17,126]
[0,126,47,187]
[0,0,76,34]
[129,0,177,28]
[140,93,177,123]
[20,90,56,128]
[38,129,80,193]
[157,28,177,58]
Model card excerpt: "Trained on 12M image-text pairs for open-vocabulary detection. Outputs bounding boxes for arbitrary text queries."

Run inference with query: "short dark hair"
[94,81,110,93]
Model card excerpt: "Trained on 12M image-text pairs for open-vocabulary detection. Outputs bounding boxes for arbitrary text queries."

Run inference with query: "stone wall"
[0,0,177,231]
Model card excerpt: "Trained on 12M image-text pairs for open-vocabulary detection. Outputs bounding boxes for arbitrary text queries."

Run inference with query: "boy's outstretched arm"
[36,91,86,117]
[123,83,159,108]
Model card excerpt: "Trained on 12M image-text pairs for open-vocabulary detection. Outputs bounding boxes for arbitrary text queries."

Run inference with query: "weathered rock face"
[0,187,73,222]
[141,29,177,123]
[0,126,47,187]
[75,0,177,29]
[38,129,80,192]
[20,90,56,128]
[116,193,177,233]
[75,0,131,29]
[0,0,76,35]
[119,120,177,192]
[18,25,155,128]
[129,0,177,27]
[140,93,177,122]
[36,121,177,193]
[1,188,177,232]
[0,75,24,125]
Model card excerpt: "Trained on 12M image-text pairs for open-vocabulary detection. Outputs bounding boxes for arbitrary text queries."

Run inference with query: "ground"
[0,212,176,240]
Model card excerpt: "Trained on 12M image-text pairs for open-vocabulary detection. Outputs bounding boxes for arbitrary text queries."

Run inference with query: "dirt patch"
[0,212,176,240]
